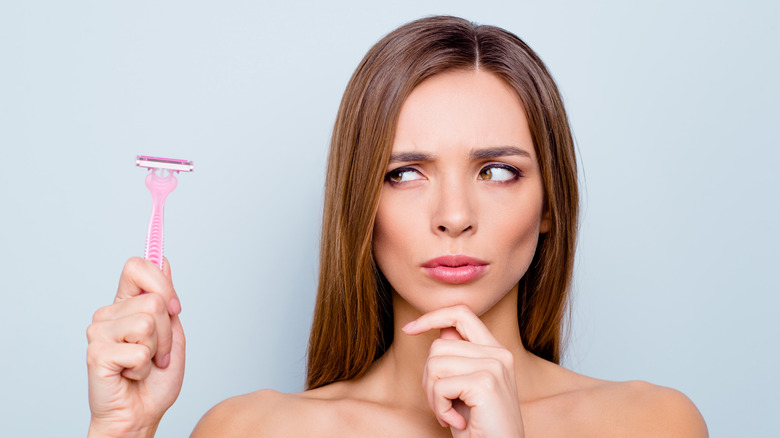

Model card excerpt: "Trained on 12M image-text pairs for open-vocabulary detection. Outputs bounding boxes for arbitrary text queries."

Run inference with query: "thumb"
[161,257,181,316]
[162,257,172,280]
[169,314,186,369]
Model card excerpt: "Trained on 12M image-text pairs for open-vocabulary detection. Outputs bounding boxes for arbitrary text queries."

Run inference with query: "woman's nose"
[432,181,476,237]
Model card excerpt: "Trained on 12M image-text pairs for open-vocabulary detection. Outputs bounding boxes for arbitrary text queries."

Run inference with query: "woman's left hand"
[402,305,525,438]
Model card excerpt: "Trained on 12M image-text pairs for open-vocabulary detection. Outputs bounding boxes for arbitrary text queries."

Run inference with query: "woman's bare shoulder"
[526,361,707,437]
[190,382,363,437]
[595,380,708,437]
[191,389,319,437]
[551,375,708,437]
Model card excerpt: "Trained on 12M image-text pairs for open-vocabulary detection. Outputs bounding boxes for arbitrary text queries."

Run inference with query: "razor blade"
[136,155,194,172]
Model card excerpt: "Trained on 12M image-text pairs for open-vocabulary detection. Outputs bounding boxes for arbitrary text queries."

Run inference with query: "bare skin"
[88,70,707,437]
[192,289,707,437]
[191,71,707,437]
[88,258,705,437]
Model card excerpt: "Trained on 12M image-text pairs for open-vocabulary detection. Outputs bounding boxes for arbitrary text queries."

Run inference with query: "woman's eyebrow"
[470,146,531,160]
[389,146,530,164]
[388,152,435,163]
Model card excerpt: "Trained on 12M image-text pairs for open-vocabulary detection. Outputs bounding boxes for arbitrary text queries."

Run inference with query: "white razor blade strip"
[136,155,194,172]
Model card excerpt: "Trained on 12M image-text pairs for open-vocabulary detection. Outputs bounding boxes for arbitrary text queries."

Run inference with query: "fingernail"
[159,353,171,368]
[402,320,416,332]
[168,296,182,315]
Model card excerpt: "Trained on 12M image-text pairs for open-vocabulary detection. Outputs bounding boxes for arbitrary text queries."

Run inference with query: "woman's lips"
[421,255,488,284]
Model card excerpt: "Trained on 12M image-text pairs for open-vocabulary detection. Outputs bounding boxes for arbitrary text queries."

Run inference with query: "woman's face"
[373,69,549,316]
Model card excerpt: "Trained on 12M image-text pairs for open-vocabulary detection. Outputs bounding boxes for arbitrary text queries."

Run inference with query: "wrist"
[88,420,159,438]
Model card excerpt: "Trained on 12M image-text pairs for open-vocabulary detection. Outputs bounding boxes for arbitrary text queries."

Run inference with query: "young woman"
[87,16,708,437]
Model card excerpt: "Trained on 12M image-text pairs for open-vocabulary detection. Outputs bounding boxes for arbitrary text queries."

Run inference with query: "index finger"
[401,305,501,347]
[116,257,180,315]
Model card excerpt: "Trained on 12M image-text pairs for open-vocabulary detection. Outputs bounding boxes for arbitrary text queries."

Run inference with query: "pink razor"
[136,156,194,270]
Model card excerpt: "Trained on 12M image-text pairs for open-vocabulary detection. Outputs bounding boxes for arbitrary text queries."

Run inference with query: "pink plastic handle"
[144,169,178,270]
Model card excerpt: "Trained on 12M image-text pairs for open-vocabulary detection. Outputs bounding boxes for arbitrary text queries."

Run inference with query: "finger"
[439,327,463,340]
[161,257,181,315]
[87,341,154,381]
[87,314,159,356]
[168,314,186,371]
[424,355,507,384]
[431,371,503,430]
[428,338,515,368]
[92,293,173,368]
[116,257,166,299]
[431,376,471,430]
[150,314,186,388]
[452,399,471,430]
[120,349,155,380]
[422,354,509,411]
[402,305,501,347]
[162,257,172,279]
[115,257,180,316]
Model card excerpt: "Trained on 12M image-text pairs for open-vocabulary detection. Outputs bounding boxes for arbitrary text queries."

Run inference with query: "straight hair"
[307,15,578,390]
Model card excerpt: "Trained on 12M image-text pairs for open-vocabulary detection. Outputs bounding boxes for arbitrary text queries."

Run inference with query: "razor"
[136,155,194,270]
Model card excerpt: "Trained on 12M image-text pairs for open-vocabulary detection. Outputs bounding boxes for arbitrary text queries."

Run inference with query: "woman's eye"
[386,168,424,184]
[478,165,520,182]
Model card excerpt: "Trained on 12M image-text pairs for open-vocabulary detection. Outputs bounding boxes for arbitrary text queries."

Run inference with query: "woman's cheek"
[373,193,415,282]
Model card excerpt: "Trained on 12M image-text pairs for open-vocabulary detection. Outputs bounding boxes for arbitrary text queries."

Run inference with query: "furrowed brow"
[470,146,532,160]
[388,152,435,163]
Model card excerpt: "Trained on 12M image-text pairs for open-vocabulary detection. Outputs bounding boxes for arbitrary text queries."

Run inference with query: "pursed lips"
[421,255,488,284]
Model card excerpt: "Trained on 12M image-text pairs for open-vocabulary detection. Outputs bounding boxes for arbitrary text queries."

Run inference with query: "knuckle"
[486,357,504,374]
[123,256,146,275]
[431,379,451,403]
[476,370,497,390]
[161,284,176,299]
[496,348,514,367]
[429,338,445,353]
[432,377,444,393]
[425,355,443,371]
[134,345,152,364]
[92,305,111,323]
[136,313,156,337]
[454,304,470,317]
[143,293,167,314]
[85,323,100,341]
[85,344,97,365]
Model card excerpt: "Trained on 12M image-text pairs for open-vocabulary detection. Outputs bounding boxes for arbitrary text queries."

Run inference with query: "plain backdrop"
[1,0,778,436]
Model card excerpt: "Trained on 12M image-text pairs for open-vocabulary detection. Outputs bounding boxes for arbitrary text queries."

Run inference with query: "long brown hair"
[307,16,578,390]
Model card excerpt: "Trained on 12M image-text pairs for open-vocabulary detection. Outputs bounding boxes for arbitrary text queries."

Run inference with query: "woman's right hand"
[86,257,185,438]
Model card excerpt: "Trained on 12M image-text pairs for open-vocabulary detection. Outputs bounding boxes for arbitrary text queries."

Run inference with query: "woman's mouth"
[421,255,488,284]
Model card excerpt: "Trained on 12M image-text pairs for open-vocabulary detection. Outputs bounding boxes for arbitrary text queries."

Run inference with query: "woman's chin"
[402,293,497,317]
[393,282,518,318]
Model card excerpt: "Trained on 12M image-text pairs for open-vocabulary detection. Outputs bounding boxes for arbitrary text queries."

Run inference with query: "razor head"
[136,155,194,172]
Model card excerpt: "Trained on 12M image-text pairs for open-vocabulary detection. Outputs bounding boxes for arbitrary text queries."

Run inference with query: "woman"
[87,16,707,437]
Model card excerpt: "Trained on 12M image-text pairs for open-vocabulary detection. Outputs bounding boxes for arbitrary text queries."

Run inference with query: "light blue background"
[1,1,778,436]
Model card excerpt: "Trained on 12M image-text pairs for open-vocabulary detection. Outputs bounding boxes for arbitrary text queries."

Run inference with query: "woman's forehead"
[392,70,535,159]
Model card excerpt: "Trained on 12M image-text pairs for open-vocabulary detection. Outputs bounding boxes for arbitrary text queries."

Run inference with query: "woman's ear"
[539,208,551,234]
